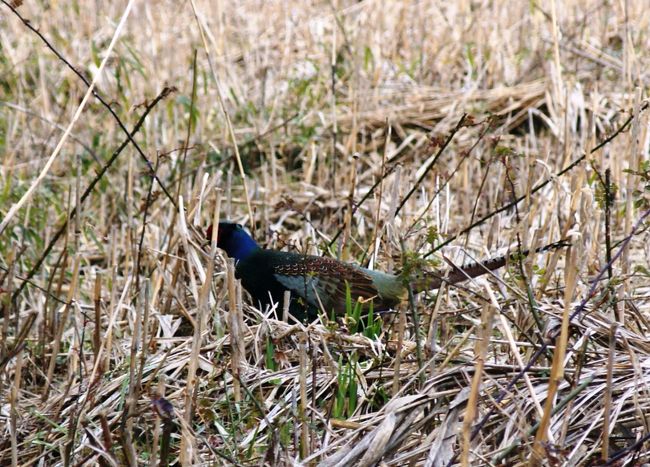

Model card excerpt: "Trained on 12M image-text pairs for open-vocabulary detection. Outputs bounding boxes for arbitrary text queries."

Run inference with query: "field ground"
[1,1,650,465]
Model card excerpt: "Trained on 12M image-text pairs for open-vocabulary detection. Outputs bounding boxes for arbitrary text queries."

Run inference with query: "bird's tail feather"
[410,239,570,292]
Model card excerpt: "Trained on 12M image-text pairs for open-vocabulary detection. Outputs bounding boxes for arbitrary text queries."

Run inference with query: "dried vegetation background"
[1,0,650,465]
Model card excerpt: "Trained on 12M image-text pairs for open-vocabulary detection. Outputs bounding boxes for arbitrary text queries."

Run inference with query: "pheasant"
[207,222,567,322]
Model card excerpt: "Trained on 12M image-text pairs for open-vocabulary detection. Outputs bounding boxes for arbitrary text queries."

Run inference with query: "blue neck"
[224,228,259,261]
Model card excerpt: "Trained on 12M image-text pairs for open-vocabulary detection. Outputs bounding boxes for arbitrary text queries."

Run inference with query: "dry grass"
[1,0,650,465]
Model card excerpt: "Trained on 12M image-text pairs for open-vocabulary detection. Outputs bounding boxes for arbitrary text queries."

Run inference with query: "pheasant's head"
[206,221,259,261]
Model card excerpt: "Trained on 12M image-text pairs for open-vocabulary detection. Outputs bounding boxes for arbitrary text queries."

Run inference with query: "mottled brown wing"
[273,256,381,313]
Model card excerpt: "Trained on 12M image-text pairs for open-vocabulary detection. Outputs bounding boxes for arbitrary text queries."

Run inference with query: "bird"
[207,221,568,322]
